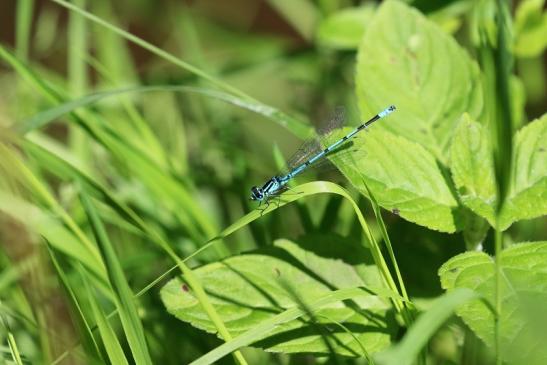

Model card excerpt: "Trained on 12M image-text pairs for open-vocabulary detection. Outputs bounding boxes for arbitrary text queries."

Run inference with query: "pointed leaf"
[450,114,497,226]
[498,115,547,229]
[356,0,483,163]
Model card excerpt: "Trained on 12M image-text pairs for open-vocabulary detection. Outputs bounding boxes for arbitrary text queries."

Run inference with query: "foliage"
[0,0,545,364]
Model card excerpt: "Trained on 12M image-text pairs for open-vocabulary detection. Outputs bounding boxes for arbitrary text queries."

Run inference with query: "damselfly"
[250,105,396,207]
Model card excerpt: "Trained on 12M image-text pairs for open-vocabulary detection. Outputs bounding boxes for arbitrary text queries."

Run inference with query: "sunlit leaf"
[450,114,497,226]
[499,114,547,229]
[162,238,398,357]
[356,0,483,164]
[439,241,547,365]
[330,128,458,232]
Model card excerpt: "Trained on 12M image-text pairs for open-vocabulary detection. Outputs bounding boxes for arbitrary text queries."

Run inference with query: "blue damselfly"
[250,105,396,207]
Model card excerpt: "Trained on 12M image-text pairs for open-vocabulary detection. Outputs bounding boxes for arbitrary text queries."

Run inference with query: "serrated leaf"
[316,5,375,50]
[499,114,547,229]
[161,238,397,356]
[450,114,497,226]
[330,128,458,232]
[514,0,547,58]
[439,242,547,365]
[356,0,483,164]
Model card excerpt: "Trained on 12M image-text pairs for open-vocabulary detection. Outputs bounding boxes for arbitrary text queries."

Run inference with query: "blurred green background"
[0,0,546,364]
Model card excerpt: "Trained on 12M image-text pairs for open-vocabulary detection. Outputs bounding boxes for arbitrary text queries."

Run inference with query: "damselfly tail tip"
[378,105,396,118]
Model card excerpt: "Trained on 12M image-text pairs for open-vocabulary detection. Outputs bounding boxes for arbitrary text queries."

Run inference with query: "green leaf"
[439,242,547,365]
[161,238,398,357]
[450,114,546,230]
[330,128,458,232]
[356,0,483,164]
[316,5,375,50]
[450,114,497,226]
[499,114,547,229]
[190,286,405,365]
[514,0,547,58]
[375,288,485,365]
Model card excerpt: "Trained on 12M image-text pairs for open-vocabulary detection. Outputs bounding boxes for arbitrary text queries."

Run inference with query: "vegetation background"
[0,0,546,364]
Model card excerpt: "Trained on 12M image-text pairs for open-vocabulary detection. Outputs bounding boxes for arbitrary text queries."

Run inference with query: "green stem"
[15,0,34,61]
[494,229,503,365]
[360,178,413,328]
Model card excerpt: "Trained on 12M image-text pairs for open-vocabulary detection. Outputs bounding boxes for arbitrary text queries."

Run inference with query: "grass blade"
[47,245,103,362]
[1,309,24,365]
[190,286,405,365]
[80,266,129,365]
[375,288,493,365]
[79,191,153,365]
[16,85,311,138]
[15,0,35,61]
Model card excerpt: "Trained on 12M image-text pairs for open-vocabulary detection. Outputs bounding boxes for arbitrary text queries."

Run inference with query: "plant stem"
[16,0,34,61]
[494,229,503,365]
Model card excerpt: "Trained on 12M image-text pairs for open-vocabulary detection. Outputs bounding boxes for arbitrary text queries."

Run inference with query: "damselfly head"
[250,186,264,201]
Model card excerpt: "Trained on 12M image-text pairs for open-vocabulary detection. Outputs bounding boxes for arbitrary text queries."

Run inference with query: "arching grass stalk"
[360,179,414,327]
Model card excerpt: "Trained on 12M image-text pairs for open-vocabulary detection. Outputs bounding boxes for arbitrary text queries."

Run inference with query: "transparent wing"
[317,106,346,135]
[283,106,347,172]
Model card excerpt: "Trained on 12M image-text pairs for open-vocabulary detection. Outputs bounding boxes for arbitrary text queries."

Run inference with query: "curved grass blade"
[15,85,311,138]
[190,286,406,365]
[316,314,374,363]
